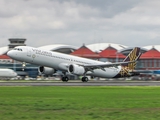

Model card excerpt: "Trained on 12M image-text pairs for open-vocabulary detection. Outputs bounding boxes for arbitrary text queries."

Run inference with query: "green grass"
[0,86,160,120]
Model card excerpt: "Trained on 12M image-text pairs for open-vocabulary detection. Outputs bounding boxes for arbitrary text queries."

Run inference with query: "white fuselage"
[0,69,17,78]
[7,46,122,78]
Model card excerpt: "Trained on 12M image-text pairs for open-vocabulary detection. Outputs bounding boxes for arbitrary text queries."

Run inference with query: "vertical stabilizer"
[122,47,141,70]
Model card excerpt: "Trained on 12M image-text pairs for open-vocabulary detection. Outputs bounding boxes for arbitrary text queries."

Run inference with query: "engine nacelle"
[68,64,85,75]
[38,66,55,75]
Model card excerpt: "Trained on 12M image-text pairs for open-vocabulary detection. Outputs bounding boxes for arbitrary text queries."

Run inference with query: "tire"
[62,77,69,82]
[82,77,88,82]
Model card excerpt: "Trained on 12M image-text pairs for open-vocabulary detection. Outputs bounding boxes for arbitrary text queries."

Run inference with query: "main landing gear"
[62,76,69,82]
[62,76,88,82]
[61,72,89,82]
[61,72,69,82]
[62,76,89,82]
[81,76,88,82]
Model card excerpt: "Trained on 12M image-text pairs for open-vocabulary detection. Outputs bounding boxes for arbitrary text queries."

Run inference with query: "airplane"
[7,46,141,82]
[0,68,17,78]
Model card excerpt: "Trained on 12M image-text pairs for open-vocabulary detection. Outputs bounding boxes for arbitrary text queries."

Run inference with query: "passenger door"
[27,48,34,62]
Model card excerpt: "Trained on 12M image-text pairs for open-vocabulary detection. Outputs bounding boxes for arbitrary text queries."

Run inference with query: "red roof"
[141,48,160,59]
[71,45,100,58]
[100,46,126,58]
[0,55,11,59]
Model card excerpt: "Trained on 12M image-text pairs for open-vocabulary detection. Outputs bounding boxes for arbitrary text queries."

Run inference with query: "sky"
[0,0,160,48]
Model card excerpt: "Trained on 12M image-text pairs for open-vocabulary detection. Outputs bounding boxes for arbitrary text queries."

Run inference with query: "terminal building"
[0,38,160,78]
[71,43,160,70]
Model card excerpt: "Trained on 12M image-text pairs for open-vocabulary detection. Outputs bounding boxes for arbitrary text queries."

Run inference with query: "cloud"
[0,0,160,48]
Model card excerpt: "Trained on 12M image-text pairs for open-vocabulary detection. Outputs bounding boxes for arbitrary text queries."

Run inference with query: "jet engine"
[68,64,85,75]
[38,66,55,75]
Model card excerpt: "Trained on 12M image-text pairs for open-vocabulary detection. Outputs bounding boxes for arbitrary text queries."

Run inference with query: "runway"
[1,80,160,86]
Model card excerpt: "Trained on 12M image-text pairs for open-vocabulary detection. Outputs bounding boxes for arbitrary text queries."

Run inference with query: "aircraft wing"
[83,60,136,70]
[82,48,142,71]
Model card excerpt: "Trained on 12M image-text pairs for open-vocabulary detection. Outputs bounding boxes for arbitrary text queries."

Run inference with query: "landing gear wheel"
[62,77,69,82]
[22,62,26,71]
[82,77,88,82]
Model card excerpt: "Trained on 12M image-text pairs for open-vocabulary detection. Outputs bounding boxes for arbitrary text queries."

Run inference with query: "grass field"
[0,86,160,120]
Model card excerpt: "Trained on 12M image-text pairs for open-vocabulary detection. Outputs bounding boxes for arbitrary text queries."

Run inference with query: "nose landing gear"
[22,62,26,71]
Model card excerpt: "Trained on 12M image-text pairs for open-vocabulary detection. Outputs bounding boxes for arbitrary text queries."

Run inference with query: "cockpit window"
[13,48,22,51]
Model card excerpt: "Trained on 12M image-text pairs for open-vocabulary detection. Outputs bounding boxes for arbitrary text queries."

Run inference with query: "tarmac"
[0,80,160,86]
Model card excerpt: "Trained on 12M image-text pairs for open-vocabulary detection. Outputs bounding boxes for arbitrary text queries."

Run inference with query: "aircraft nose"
[7,51,11,57]
[7,50,15,58]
